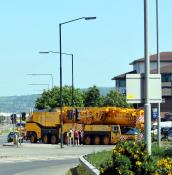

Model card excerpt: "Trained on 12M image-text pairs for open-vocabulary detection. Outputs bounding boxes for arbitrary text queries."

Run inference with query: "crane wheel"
[51,135,57,144]
[84,135,91,145]
[63,133,68,145]
[42,134,49,144]
[94,135,100,145]
[30,133,37,143]
[102,135,110,145]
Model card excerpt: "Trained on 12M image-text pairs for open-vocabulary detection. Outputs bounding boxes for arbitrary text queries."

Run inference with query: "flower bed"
[100,141,172,175]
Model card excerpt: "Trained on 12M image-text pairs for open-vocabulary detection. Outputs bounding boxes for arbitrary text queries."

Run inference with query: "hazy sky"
[0,1,172,96]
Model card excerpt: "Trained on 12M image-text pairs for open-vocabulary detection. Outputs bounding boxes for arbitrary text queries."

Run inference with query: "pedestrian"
[75,130,79,145]
[66,132,69,145]
[78,130,82,145]
[68,129,72,145]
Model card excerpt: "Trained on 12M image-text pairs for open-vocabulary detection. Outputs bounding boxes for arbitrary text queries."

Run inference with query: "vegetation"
[97,141,172,175]
[66,166,91,175]
[68,142,172,175]
[83,86,102,107]
[85,150,112,168]
[35,86,84,110]
[102,90,129,107]
[0,86,125,112]
[35,85,129,110]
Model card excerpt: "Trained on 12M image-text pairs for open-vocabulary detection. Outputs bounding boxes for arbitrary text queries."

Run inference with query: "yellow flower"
[135,161,142,166]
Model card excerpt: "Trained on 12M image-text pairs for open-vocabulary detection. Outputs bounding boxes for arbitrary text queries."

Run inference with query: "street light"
[58,17,96,148]
[27,74,54,89]
[40,51,74,144]
[156,0,161,147]
[39,51,74,107]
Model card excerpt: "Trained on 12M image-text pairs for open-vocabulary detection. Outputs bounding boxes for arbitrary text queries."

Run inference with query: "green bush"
[100,141,172,175]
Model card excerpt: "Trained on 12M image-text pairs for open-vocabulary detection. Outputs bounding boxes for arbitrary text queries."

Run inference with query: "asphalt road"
[0,158,78,175]
[0,133,8,145]
[0,135,114,175]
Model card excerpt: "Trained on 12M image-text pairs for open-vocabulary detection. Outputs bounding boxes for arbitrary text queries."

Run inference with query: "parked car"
[7,131,18,142]
[161,127,170,136]
[126,128,140,135]
[7,131,24,143]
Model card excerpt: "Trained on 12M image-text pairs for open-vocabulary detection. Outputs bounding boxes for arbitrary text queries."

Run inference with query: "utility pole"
[144,0,151,155]
[156,0,161,147]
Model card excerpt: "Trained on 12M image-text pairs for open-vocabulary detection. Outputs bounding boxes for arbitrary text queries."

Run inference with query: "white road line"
[0,155,78,164]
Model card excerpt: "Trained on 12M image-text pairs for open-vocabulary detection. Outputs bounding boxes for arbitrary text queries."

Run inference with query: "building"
[112,52,172,114]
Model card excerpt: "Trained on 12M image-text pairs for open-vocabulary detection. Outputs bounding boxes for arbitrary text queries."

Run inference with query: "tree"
[103,90,129,107]
[83,85,102,107]
[35,86,84,110]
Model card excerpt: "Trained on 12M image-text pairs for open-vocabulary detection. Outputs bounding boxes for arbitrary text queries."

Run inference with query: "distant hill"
[97,87,114,96]
[0,87,114,113]
[0,94,40,113]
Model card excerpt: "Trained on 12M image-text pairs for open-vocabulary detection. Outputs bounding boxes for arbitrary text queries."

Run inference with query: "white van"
[151,121,172,135]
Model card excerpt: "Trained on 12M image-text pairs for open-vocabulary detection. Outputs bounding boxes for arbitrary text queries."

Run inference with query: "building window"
[162,73,172,82]
[116,79,126,88]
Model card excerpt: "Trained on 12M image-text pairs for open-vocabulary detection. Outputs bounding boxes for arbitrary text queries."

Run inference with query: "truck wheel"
[30,133,37,143]
[42,134,49,144]
[63,133,68,145]
[94,135,100,145]
[84,135,91,145]
[102,135,110,145]
[51,135,57,144]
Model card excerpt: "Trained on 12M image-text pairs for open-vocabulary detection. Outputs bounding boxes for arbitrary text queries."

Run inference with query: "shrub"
[155,157,172,175]
[100,140,172,175]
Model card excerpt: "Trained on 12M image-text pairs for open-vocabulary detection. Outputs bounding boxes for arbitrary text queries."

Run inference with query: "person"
[78,130,82,145]
[68,128,73,145]
[75,130,79,145]
[68,129,72,145]
[66,132,69,145]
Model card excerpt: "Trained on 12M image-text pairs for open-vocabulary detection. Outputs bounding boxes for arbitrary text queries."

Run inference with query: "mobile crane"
[25,107,144,144]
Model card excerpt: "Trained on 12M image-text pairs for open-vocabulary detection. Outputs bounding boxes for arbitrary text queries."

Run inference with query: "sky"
[0,0,172,96]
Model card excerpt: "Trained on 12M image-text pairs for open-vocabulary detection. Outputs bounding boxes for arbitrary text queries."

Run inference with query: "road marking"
[0,155,78,164]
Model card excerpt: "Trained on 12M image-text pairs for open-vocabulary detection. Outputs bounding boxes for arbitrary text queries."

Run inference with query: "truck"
[73,107,144,144]
[25,107,144,145]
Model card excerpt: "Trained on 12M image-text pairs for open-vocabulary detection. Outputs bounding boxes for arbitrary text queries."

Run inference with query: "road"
[0,158,78,175]
[0,135,114,175]
[0,133,8,145]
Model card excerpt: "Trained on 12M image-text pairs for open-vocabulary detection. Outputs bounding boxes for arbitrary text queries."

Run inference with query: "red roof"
[130,52,172,65]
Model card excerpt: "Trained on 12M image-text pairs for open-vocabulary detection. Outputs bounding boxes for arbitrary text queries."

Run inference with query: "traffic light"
[11,114,16,124]
[75,109,79,121]
[67,110,72,120]
[21,112,26,121]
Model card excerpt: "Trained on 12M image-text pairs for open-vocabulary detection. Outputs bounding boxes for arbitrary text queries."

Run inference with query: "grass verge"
[68,143,172,175]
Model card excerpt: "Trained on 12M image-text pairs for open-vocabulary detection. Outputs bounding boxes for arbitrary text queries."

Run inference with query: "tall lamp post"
[27,74,54,89]
[40,51,74,144]
[156,0,161,147]
[41,16,96,148]
[59,17,96,148]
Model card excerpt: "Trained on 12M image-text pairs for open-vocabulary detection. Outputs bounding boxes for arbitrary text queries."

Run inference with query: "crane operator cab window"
[112,125,120,134]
